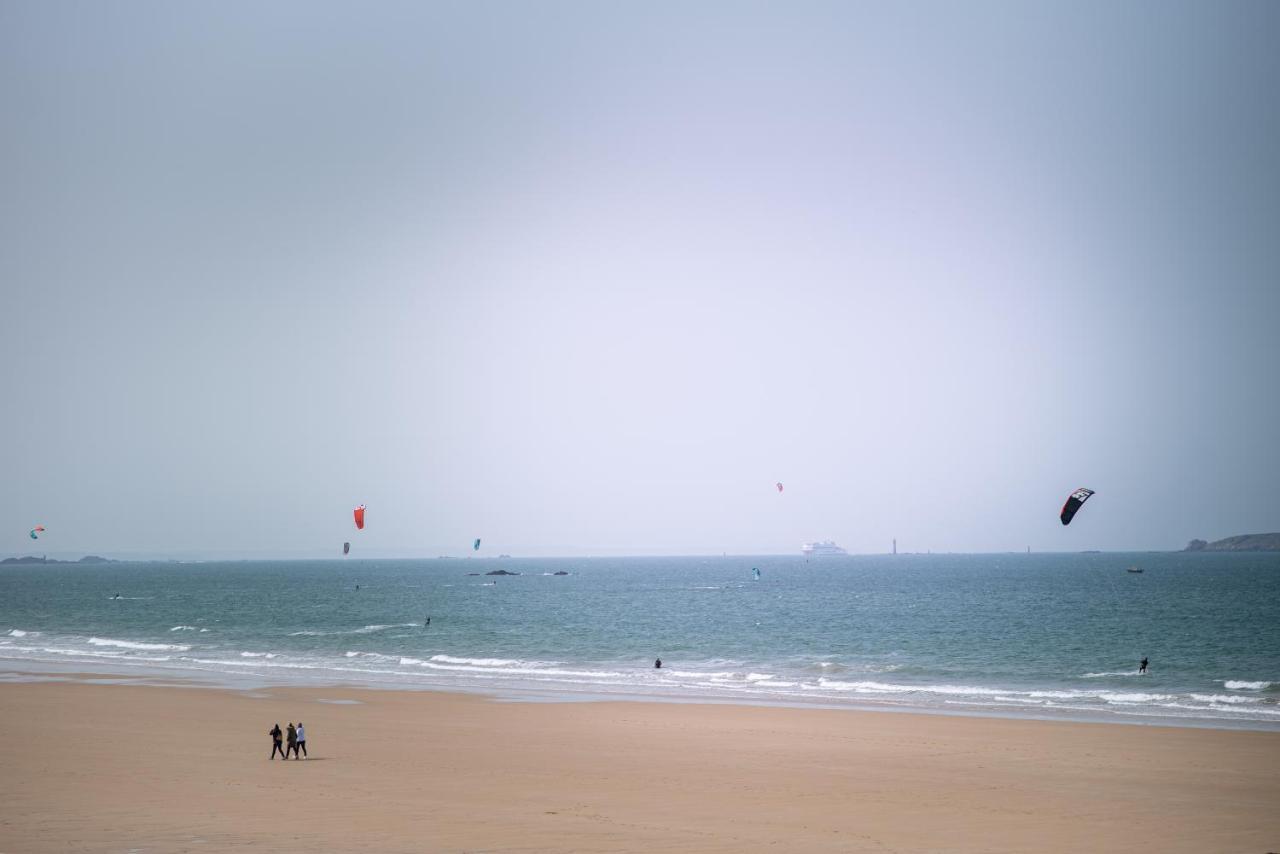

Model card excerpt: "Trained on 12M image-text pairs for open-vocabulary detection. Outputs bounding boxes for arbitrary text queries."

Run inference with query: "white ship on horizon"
[801,540,848,557]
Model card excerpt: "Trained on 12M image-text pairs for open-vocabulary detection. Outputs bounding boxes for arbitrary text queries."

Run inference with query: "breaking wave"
[1223,680,1271,691]
[88,637,190,652]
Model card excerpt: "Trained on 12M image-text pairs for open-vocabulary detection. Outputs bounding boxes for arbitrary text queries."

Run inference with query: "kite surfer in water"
[654,658,662,669]
[1139,656,1149,674]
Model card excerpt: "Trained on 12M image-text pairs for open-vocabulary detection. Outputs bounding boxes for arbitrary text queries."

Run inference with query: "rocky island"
[1184,533,1280,552]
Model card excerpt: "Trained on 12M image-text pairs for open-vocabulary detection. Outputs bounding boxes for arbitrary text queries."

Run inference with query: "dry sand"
[1,679,1277,853]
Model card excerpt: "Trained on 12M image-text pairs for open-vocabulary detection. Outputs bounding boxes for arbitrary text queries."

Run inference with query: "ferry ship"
[801,541,848,557]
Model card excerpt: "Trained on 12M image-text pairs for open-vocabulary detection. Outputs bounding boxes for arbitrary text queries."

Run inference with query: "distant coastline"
[4,540,1280,563]
[0,555,116,566]
[1185,533,1280,552]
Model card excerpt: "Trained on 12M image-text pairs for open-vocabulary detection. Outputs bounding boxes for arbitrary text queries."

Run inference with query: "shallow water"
[2,552,1277,728]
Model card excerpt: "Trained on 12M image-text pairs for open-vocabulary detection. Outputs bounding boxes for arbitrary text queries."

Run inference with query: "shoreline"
[3,677,1278,852]
[4,658,1278,733]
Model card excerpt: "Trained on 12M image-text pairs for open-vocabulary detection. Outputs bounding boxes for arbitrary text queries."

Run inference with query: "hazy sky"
[3,1,1277,558]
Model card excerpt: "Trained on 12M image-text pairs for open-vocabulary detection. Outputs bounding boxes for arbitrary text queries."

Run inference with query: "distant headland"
[0,555,116,565]
[1184,533,1280,552]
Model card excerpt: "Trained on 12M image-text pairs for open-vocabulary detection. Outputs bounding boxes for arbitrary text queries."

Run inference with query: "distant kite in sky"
[29,525,45,540]
[343,541,350,555]
[776,482,784,493]
[353,505,366,530]
[1060,488,1095,526]
[473,538,481,552]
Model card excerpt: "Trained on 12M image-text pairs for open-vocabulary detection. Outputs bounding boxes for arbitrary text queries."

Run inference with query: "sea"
[2,552,1277,730]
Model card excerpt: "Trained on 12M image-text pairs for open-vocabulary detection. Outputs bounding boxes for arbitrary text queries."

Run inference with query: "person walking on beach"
[286,722,298,759]
[1139,656,1149,674]
[295,722,307,758]
[269,723,285,760]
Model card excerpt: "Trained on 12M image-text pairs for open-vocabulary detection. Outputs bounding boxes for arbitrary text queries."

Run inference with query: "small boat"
[1127,567,1144,573]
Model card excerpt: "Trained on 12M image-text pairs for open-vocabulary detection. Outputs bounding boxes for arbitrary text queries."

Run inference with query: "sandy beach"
[1,678,1276,852]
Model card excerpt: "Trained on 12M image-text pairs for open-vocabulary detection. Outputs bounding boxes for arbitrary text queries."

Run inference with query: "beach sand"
[1,679,1277,852]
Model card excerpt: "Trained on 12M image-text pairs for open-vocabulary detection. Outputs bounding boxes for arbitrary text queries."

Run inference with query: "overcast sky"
[2,1,1277,559]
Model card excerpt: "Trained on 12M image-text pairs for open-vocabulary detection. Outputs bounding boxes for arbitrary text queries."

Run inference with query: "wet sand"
[1,679,1277,852]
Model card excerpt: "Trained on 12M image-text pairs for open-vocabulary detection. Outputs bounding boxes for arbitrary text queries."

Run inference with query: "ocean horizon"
[3,552,1277,730]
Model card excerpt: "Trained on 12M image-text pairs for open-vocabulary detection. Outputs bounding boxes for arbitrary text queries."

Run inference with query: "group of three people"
[269,721,307,759]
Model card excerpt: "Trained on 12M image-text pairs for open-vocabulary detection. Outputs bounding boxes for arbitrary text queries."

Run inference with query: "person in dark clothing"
[654,658,662,669]
[286,722,298,758]
[269,723,285,759]
[1139,657,1149,674]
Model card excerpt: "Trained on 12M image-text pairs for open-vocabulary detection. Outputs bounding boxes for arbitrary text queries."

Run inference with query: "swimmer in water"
[654,658,662,669]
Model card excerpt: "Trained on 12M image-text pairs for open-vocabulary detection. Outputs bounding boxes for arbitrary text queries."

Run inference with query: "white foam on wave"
[430,654,522,667]
[189,657,319,670]
[88,637,190,652]
[1223,680,1271,691]
[991,696,1046,705]
[396,656,623,679]
[8,629,33,637]
[169,626,199,632]
[706,671,783,684]
[815,678,1007,697]
[806,660,901,675]
[345,651,411,666]
[1,643,121,658]
[240,652,278,659]
[1097,692,1174,704]
[1153,701,1280,718]
[1082,670,1141,678]
[290,623,418,637]
[0,643,181,666]
[1188,693,1261,705]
